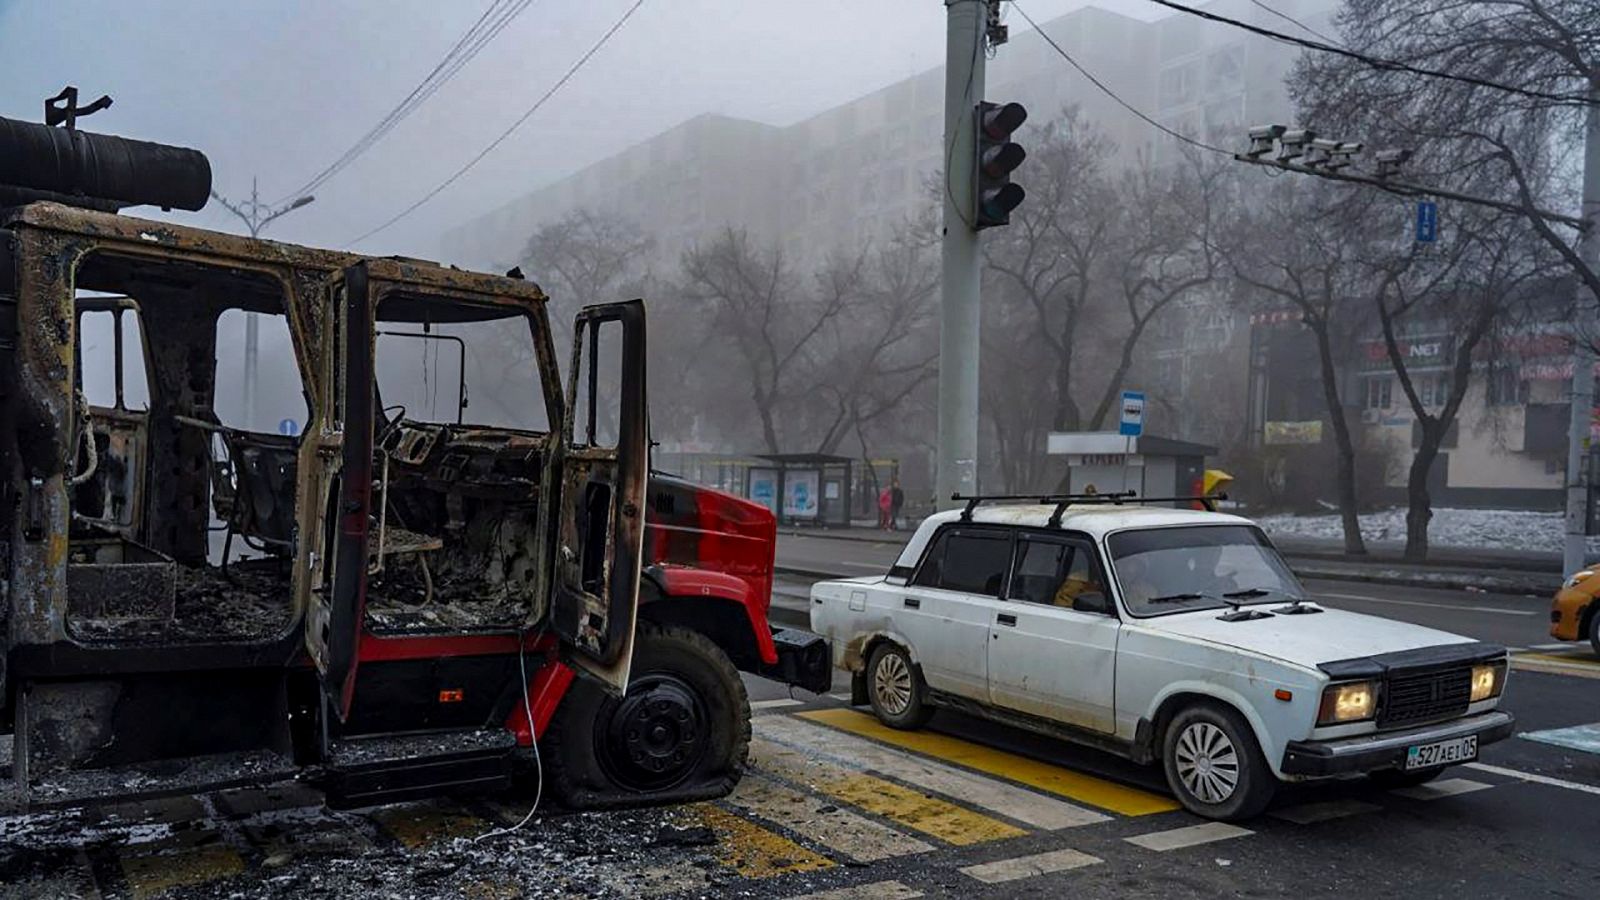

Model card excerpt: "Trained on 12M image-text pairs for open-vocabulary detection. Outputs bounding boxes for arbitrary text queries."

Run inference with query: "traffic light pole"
[1562,76,1600,576]
[936,0,985,509]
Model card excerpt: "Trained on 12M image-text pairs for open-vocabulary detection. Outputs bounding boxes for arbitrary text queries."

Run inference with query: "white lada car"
[809,500,1514,821]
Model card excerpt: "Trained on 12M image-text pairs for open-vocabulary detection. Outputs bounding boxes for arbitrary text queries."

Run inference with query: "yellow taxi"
[1550,569,1600,655]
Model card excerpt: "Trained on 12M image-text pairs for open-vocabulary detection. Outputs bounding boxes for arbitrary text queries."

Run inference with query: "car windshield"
[1106,525,1304,617]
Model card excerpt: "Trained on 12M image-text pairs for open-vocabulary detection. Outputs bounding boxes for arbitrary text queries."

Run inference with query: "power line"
[1144,0,1596,108]
[349,0,648,247]
[273,0,536,204]
[1011,2,1230,156]
[1244,0,1337,45]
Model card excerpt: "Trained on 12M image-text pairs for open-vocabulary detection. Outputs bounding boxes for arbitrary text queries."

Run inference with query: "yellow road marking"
[1520,652,1600,666]
[681,803,834,879]
[797,709,1178,816]
[1513,655,1600,680]
[753,736,1025,845]
[121,845,245,900]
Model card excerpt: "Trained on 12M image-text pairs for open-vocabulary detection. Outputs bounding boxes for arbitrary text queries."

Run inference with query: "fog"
[0,0,1144,256]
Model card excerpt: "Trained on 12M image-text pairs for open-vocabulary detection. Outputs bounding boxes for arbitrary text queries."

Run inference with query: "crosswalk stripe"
[1391,777,1493,800]
[726,772,935,862]
[959,847,1102,883]
[1270,799,1381,824]
[784,880,925,900]
[758,714,1108,830]
[751,736,1027,846]
[688,803,835,879]
[796,708,1178,816]
[1124,821,1252,851]
[753,698,806,710]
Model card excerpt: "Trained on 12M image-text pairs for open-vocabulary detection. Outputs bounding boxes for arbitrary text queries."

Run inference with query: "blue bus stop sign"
[277,418,300,436]
[1119,391,1145,437]
[1415,201,1438,243]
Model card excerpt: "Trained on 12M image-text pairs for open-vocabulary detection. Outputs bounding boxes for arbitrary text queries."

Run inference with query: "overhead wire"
[1010,2,1231,157]
[1143,0,1597,108]
[272,0,537,204]
[1244,0,1339,46]
[348,0,648,247]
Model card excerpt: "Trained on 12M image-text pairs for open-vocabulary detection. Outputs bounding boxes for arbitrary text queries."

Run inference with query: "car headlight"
[1317,680,1377,725]
[1470,661,1507,702]
[1564,570,1594,590]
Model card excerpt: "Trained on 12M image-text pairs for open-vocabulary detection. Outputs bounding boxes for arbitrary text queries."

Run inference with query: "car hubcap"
[873,652,913,716]
[1175,721,1240,804]
[596,674,707,792]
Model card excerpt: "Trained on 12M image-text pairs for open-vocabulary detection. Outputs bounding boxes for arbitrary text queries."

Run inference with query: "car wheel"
[1162,702,1276,821]
[866,643,932,730]
[1366,767,1445,789]
[1588,605,1600,658]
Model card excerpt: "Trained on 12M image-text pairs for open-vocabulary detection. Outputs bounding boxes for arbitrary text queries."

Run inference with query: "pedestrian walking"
[877,485,892,530]
[889,477,905,531]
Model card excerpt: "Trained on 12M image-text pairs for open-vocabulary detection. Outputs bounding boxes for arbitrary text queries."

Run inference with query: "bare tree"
[521,209,656,321]
[1293,0,1598,306]
[1218,177,1409,555]
[1374,214,1560,559]
[679,228,849,453]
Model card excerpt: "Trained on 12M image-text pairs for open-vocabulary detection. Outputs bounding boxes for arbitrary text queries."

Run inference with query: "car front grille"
[1379,666,1472,727]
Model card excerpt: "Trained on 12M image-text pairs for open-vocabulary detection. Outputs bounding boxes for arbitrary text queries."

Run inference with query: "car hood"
[1136,605,1477,670]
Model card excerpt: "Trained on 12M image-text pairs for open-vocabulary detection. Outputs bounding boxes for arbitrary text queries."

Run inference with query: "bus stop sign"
[1119,391,1145,437]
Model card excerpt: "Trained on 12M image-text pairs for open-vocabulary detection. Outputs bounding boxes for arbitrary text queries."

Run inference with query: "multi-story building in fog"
[440,0,1338,271]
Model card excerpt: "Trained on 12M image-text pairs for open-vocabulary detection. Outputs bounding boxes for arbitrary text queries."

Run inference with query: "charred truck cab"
[0,102,828,810]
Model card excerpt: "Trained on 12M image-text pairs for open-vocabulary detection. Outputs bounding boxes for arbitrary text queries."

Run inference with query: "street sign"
[1415,201,1438,243]
[277,418,300,436]
[1119,391,1145,437]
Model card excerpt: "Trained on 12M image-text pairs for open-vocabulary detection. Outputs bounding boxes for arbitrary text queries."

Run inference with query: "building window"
[1486,367,1528,406]
[1365,376,1393,410]
[1419,374,1452,408]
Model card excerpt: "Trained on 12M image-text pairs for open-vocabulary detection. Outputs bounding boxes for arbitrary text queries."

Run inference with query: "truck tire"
[866,643,933,730]
[544,622,750,810]
[1161,702,1276,821]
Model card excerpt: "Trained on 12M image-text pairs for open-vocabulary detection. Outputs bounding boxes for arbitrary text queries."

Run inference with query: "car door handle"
[903,597,921,609]
[997,613,1017,627]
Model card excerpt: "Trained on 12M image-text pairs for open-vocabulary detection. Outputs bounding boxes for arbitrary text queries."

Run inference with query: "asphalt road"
[1,534,1595,899]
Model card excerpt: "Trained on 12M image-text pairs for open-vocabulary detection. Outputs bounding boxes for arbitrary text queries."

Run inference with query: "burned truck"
[0,97,828,810]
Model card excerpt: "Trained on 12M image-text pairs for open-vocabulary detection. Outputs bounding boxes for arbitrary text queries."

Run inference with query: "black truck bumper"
[1280,710,1515,776]
[758,628,833,695]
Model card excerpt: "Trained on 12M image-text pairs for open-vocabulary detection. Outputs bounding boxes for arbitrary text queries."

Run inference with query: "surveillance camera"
[1375,147,1412,178]
[1277,128,1315,162]
[1245,124,1286,159]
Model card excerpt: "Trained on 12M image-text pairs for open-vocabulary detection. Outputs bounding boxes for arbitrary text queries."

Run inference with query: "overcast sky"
[1,0,1160,259]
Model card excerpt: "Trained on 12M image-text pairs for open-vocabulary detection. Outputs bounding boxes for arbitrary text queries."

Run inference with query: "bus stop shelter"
[747,454,854,527]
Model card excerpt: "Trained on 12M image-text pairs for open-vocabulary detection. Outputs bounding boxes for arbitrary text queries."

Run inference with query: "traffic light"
[975,100,1027,229]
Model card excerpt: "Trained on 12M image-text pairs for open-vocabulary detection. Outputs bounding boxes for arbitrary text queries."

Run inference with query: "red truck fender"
[643,565,779,666]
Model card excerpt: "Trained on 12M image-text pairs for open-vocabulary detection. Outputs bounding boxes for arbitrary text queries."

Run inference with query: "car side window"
[1009,536,1113,615]
[912,529,1012,597]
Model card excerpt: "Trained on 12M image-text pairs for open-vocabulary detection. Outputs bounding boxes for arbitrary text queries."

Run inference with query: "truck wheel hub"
[600,674,707,790]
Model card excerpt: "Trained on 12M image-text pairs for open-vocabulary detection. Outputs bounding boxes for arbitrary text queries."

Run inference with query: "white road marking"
[751,698,805,710]
[1519,723,1600,755]
[785,880,923,900]
[757,715,1109,830]
[1314,592,1537,617]
[726,773,933,863]
[1527,642,1577,651]
[1269,799,1381,824]
[1124,822,1252,851]
[959,847,1102,884]
[842,561,890,570]
[1391,777,1493,800]
[828,693,855,703]
[1467,761,1600,796]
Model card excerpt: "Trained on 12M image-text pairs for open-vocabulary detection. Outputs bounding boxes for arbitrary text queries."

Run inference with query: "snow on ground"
[1256,506,1600,555]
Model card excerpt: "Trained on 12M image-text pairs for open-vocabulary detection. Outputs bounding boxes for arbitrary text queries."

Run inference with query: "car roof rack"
[949,491,1229,526]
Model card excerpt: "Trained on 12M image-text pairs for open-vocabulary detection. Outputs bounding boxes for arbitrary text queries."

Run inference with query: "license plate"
[1405,735,1477,770]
